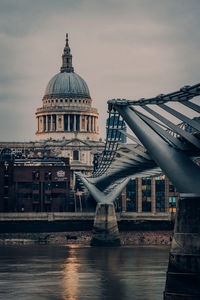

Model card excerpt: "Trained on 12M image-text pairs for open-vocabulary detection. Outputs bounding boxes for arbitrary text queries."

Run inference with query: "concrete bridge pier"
[164,196,200,299]
[91,203,121,246]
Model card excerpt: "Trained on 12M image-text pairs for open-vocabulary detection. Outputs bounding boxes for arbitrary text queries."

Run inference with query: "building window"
[32,183,40,190]
[169,184,175,192]
[44,182,52,190]
[142,178,151,212]
[52,182,66,189]
[169,196,176,212]
[156,179,165,212]
[44,171,52,181]
[32,171,40,180]
[126,179,137,212]
[18,182,32,189]
[73,150,79,161]
[32,194,40,202]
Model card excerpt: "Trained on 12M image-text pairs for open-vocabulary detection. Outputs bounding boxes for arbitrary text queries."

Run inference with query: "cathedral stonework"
[36,33,99,142]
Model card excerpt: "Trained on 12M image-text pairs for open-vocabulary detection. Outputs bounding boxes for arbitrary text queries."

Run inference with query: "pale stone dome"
[44,72,90,99]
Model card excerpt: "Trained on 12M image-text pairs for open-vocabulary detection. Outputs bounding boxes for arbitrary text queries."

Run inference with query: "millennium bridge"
[77,83,200,299]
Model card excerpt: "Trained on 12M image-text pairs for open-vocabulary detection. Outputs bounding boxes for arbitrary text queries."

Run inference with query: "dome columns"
[36,113,98,135]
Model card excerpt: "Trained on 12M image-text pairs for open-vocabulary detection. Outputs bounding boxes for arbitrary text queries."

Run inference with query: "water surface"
[0,245,169,300]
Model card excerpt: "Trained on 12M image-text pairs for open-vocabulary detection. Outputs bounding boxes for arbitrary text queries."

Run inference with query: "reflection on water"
[0,245,169,300]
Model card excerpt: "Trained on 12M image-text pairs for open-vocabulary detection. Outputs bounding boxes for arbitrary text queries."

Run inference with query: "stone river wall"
[0,231,172,246]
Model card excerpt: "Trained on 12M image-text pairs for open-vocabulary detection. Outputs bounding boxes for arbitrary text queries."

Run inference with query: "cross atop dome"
[60,33,74,73]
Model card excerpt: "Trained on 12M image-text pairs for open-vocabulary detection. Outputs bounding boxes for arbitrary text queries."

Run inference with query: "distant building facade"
[0,153,71,212]
[122,176,178,213]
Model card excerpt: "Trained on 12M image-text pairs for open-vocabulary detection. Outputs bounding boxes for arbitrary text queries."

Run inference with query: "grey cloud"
[0,0,200,141]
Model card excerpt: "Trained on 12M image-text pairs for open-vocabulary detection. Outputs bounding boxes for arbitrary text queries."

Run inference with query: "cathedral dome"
[36,33,99,143]
[44,72,90,98]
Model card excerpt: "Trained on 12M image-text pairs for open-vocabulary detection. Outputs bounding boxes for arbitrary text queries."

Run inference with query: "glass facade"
[123,176,178,213]
[126,179,137,211]
[142,178,151,212]
[155,179,165,212]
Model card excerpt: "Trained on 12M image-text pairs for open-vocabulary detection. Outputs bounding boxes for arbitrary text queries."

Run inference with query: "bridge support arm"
[114,104,200,196]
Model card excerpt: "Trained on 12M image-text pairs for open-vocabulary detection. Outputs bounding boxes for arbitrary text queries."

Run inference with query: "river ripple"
[0,245,169,300]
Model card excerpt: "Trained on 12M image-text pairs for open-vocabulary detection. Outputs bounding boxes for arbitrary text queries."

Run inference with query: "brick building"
[0,152,71,212]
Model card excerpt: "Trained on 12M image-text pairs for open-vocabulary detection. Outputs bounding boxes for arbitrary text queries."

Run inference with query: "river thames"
[0,245,169,300]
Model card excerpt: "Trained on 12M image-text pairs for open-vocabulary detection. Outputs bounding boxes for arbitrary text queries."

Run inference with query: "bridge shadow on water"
[61,245,169,300]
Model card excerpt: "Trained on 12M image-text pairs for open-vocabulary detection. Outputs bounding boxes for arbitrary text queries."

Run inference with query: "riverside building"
[0,34,104,190]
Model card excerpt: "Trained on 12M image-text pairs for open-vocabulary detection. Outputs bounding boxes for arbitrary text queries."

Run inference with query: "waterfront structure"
[79,83,200,296]
[0,153,70,212]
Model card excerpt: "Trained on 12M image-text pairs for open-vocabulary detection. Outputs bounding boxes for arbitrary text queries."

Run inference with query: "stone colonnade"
[37,113,98,133]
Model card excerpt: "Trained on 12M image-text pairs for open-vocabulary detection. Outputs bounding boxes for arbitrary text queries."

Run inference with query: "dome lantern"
[60,33,74,73]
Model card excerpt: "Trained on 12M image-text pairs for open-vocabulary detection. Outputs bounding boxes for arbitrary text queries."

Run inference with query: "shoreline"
[0,230,172,246]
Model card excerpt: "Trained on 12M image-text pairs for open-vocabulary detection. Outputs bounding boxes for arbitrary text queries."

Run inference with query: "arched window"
[73,150,79,161]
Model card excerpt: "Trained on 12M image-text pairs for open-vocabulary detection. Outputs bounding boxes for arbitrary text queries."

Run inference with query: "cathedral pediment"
[64,138,91,147]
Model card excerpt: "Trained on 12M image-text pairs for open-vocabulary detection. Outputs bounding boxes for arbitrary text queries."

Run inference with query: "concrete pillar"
[57,115,64,131]
[121,188,126,212]
[164,196,200,299]
[95,117,98,133]
[91,203,121,246]
[85,116,87,131]
[92,116,94,132]
[39,116,43,132]
[50,115,53,131]
[137,178,142,212]
[36,117,39,132]
[80,115,83,132]
[46,115,48,131]
[151,178,156,213]
[68,114,70,131]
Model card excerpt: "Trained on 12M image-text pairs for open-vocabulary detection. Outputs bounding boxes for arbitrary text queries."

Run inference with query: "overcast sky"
[0,0,200,141]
